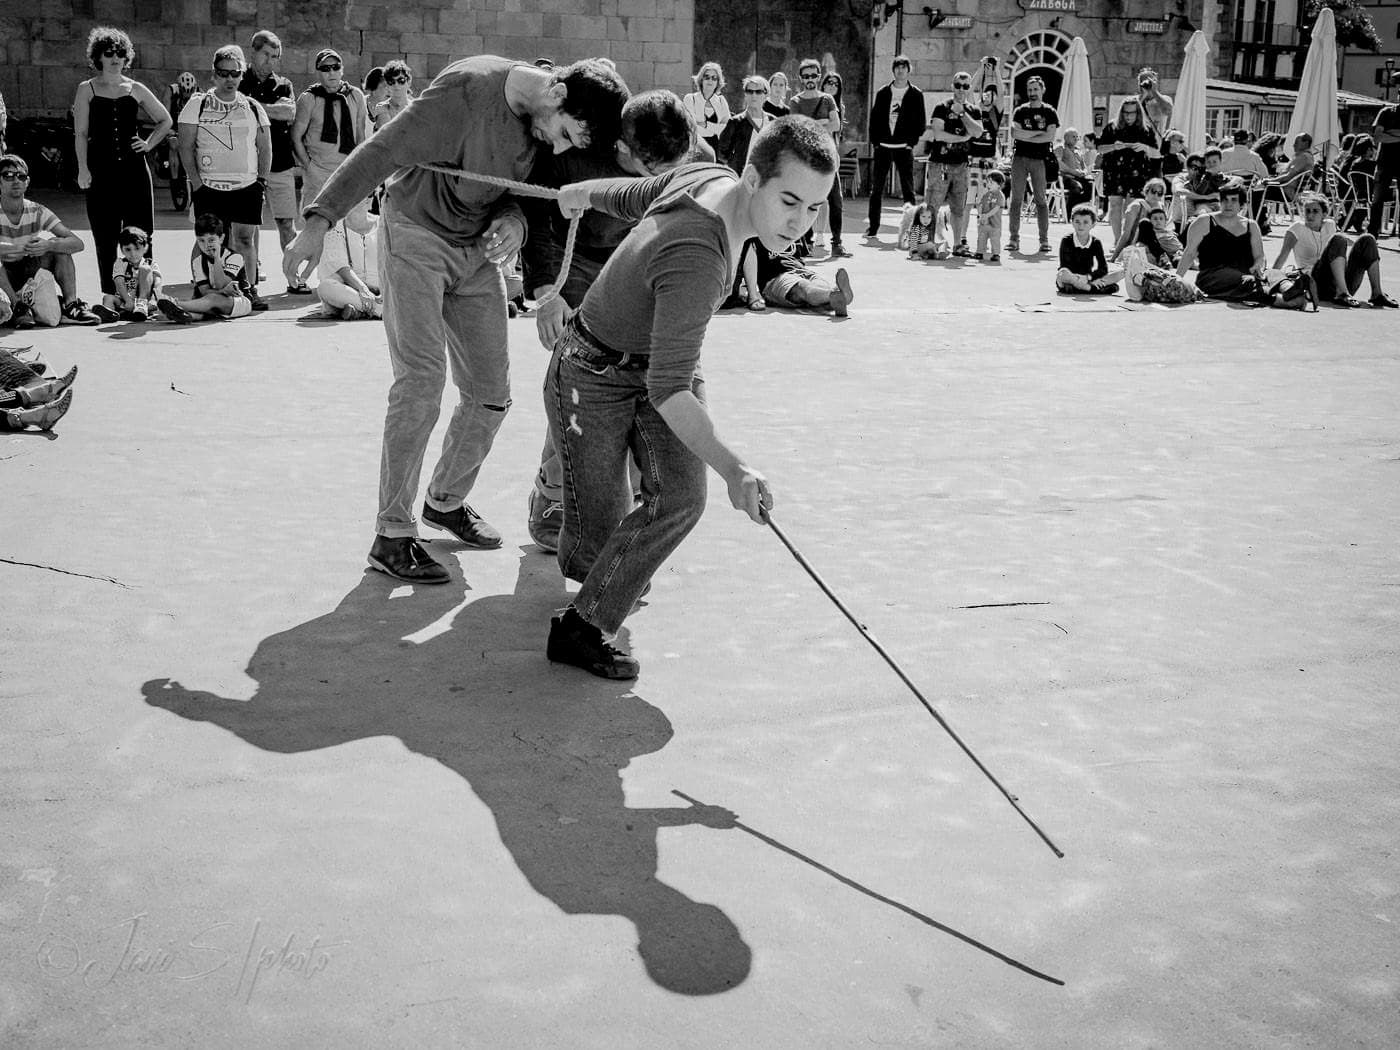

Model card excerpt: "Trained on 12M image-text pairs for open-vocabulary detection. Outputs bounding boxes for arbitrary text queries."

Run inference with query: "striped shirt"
[0,199,62,242]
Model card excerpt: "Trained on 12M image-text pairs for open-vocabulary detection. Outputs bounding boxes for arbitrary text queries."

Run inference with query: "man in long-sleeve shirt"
[865,55,925,237]
[543,116,836,680]
[282,56,627,584]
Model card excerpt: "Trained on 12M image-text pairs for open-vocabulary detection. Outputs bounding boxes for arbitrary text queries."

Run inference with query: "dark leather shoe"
[422,502,502,549]
[367,536,450,584]
[547,608,639,679]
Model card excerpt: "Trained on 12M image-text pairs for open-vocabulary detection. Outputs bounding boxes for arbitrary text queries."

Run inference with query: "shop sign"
[1025,0,1078,11]
[1128,19,1168,34]
[941,15,973,28]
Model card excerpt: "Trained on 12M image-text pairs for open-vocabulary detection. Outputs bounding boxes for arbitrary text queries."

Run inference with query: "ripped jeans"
[376,201,511,538]
[546,324,707,635]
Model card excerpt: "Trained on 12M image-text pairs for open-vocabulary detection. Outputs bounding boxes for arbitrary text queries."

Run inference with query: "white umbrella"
[1286,7,1341,166]
[1057,37,1094,142]
[1176,31,1211,154]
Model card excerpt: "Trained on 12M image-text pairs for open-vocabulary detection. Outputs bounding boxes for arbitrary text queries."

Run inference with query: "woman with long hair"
[764,71,790,117]
[810,70,846,251]
[1097,95,1161,240]
[1159,128,1187,179]
[72,27,171,296]
[373,59,415,129]
[682,61,730,154]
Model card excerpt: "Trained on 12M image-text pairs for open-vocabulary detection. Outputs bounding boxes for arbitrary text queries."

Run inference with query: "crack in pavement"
[0,556,132,589]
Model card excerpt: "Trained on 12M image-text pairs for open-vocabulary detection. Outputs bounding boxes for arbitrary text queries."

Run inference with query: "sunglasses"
[213,68,242,78]
[386,74,410,84]
[744,88,767,94]
[0,171,29,181]
[102,48,128,58]
[318,63,342,72]
[800,72,819,78]
[701,73,718,80]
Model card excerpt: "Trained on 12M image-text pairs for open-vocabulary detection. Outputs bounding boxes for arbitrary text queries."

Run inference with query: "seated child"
[1136,206,1184,268]
[316,204,382,320]
[157,213,252,323]
[733,240,854,316]
[975,170,1006,262]
[92,226,162,322]
[1183,148,1231,216]
[904,203,940,259]
[1056,203,1124,295]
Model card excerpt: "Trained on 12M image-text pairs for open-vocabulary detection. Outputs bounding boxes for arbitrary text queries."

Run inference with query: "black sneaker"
[60,299,100,325]
[157,298,194,325]
[547,607,639,680]
[864,226,879,238]
[248,292,269,312]
[829,267,853,317]
[91,303,121,323]
[422,502,502,549]
[367,535,450,584]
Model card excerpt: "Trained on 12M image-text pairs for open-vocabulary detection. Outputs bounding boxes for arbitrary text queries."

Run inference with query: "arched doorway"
[1004,30,1075,110]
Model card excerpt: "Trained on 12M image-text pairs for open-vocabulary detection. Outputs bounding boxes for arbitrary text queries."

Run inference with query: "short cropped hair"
[194,213,227,237]
[891,55,911,72]
[87,27,134,71]
[1147,207,1167,219]
[798,57,821,75]
[213,45,247,71]
[1204,146,1222,161]
[1233,128,1251,144]
[619,90,693,170]
[1069,203,1097,222]
[117,226,149,247]
[748,115,838,185]
[552,58,630,152]
[1027,75,1045,90]
[250,30,282,53]
[1186,152,1204,168]
[1293,132,1313,148]
[742,75,769,93]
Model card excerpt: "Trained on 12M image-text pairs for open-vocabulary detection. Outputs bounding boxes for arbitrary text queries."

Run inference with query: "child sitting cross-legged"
[1138,206,1184,268]
[902,203,940,259]
[92,226,162,323]
[156,213,252,324]
[1056,204,1124,295]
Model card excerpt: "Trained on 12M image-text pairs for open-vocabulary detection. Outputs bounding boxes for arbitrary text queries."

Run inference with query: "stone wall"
[0,0,696,120]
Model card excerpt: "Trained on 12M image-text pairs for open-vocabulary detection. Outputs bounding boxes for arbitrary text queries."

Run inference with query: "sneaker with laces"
[2,387,72,431]
[547,607,639,680]
[91,303,121,323]
[829,241,851,258]
[157,298,194,324]
[60,299,100,325]
[248,292,269,312]
[422,502,503,549]
[1008,238,1020,252]
[1038,242,1051,254]
[527,488,564,553]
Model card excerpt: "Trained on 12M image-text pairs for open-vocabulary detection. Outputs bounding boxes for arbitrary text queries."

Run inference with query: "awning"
[1205,77,1386,111]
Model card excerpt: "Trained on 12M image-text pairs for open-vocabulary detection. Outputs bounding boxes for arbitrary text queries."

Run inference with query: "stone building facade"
[0,0,696,120]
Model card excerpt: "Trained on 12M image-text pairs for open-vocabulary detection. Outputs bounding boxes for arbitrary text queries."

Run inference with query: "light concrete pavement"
[2,193,1398,1048]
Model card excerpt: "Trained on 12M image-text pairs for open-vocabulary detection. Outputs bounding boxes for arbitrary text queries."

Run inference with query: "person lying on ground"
[0,345,74,431]
[728,239,852,315]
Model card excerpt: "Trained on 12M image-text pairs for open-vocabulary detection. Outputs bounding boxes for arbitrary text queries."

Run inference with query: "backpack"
[1266,266,1318,311]
[1139,267,1204,304]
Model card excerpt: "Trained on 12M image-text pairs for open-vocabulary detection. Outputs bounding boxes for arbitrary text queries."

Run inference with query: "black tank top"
[86,84,143,166]
[1199,215,1254,271]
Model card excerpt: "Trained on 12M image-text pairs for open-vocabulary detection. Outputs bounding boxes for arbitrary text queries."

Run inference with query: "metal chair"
[838,146,859,198]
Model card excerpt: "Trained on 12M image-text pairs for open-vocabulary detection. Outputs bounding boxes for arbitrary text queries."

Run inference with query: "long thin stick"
[761,508,1064,859]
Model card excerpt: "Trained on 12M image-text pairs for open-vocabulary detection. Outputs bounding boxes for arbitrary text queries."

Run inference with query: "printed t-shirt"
[179,92,270,191]
[1012,103,1058,159]
[111,257,160,301]
[191,245,251,295]
[928,101,982,164]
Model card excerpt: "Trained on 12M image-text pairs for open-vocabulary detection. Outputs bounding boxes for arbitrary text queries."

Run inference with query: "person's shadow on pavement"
[142,552,751,995]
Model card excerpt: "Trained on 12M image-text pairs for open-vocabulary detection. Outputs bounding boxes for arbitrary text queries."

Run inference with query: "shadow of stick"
[673,791,1064,986]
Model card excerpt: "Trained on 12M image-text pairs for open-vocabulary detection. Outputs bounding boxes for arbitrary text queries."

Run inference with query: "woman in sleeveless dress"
[72,27,171,294]
[1176,183,1266,301]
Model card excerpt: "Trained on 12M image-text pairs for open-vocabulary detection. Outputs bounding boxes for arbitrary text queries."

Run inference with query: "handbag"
[1267,267,1318,311]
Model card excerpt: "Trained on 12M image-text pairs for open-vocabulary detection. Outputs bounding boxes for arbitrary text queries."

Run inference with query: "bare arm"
[1176,215,1208,277]
[178,122,200,189]
[1271,230,1298,271]
[133,83,172,150]
[290,94,313,171]
[72,83,92,189]
[40,221,86,256]
[655,391,771,523]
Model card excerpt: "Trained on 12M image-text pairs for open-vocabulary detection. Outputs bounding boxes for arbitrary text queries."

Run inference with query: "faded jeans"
[534,253,604,503]
[547,326,707,635]
[1010,155,1049,245]
[376,200,511,538]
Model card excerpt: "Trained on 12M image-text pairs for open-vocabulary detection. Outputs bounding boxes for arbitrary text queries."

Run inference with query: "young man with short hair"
[1008,75,1059,254]
[544,115,836,679]
[178,45,272,311]
[866,56,925,237]
[282,57,629,585]
[238,30,304,293]
[0,155,99,328]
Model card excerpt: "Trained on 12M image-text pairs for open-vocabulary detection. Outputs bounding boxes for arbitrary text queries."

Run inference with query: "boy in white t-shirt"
[92,227,164,322]
[156,213,251,322]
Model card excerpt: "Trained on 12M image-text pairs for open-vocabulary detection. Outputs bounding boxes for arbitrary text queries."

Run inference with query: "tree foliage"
[1306,0,1382,52]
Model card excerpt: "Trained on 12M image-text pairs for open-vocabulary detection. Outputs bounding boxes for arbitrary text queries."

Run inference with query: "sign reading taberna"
[1025,0,1078,10]
[1128,19,1168,33]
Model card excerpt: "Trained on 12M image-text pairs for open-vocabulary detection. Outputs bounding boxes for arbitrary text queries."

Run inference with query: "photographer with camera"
[1137,68,1174,138]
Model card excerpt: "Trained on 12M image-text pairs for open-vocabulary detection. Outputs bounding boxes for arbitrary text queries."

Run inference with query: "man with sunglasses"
[866,55,925,237]
[178,45,272,311]
[0,154,99,328]
[914,71,983,258]
[282,56,628,584]
[239,31,304,293]
[292,49,368,214]
[789,59,848,257]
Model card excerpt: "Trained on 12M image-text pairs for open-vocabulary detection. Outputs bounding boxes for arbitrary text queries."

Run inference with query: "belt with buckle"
[561,317,649,371]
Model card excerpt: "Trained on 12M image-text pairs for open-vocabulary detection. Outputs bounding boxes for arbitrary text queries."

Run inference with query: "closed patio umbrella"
[1286,7,1341,167]
[1176,31,1211,154]
[1057,37,1094,142]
